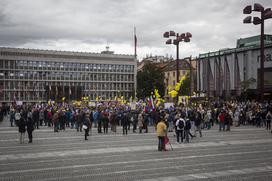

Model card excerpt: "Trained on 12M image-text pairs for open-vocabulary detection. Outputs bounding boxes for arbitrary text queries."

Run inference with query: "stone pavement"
[0,117,272,181]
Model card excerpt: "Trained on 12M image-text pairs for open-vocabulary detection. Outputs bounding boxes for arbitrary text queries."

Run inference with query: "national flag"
[69,86,72,95]
[55,86,58,96]
[149,96,155,109]
[134,26,137,58]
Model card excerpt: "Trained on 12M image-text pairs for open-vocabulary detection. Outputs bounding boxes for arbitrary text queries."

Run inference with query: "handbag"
[82,125,88,130]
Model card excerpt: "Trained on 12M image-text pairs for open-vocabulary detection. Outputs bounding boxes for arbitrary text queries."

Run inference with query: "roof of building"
[198,35,272,59]
[162,59,191,72]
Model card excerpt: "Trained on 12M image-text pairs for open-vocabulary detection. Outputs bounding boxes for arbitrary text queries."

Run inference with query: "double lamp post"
[163,31,192,101]
[243,3,272,101]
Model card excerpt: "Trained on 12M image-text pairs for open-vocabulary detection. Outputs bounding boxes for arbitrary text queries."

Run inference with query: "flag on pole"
[134,26,137,58]
[149,96,155,109]
[69,86,72,95]
[56,86,58,96]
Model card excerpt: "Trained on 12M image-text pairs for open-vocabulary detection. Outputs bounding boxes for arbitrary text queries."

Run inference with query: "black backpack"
[178,119,185,129]
[185,120,191,130]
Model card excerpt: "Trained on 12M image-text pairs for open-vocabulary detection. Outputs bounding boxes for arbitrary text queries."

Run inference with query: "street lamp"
[243,3,272,101]
[163,31,192,87]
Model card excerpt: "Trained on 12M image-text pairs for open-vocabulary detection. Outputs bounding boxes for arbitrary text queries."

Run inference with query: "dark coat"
[26,118,34,132]
[18,118,26,133]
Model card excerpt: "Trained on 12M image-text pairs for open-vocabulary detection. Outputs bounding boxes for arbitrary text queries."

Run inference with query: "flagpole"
[134,26,137,59]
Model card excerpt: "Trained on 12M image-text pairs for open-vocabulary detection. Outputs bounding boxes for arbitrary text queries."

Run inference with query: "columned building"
[0,47,137,103]
[197,35,272,99]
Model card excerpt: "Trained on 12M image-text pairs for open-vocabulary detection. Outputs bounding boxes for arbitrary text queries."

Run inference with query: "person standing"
[18,117,26,144]
[83,112,91,140]
[176,114,185,143]
[266,110,272,131]
[156,118,167,151]
[184,118,192,143]
[138,111,144,133]
[26,117,34,143]
[32,108,40,129]
[122,111,129,135]
[218,111,225,131]
[195,111,203,137]
[10,109,15,127]
[15,110,21,126]
[102,112,109,134]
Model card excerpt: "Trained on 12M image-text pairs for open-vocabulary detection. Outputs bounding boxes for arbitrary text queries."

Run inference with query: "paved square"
[0,118,272,181]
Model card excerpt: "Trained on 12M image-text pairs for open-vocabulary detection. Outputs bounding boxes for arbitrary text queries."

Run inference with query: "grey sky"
[0,0,271,60]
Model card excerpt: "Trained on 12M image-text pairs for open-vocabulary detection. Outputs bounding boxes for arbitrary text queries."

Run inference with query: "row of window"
[0,91,133,101]
[1,82,134,91]
[0,60,135,73]
[0,71,134,82]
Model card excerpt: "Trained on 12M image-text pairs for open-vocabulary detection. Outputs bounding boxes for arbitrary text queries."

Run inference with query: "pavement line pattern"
[0,138,272,161]
[139,166,272,181]
[0,150,270,175]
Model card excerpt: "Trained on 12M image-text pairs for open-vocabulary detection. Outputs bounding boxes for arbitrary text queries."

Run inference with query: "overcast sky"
[0,0,271,60]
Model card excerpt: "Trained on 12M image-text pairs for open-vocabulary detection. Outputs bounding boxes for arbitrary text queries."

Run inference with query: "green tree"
[137,62,165,99]
[179,74,190,96]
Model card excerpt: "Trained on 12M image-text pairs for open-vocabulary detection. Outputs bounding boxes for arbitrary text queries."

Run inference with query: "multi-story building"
[197,35,272,99]
[0,47,137,103]
[163,58,196,101]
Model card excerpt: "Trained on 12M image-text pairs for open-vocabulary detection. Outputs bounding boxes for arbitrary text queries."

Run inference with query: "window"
[173,72,175,77]
[173,80,175,86]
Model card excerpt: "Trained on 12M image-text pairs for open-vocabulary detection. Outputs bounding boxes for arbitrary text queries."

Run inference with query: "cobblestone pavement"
[0,117,272,181]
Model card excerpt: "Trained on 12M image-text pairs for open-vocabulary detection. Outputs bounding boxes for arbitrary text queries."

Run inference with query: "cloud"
[0,0,271,60]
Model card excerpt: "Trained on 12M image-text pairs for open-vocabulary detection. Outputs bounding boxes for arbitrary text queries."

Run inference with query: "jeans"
[176,130,184,143]
[267,119,271,130]
[195,125,202,137]
[84,128,89,140]
[19,132,25,144]
[184,129,190,143]
[27,130,33,143]
[123,125,128,135]
[219,122,225,131]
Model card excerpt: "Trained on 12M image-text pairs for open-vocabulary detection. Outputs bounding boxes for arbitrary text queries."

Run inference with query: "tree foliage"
[137,62,165,99]
[179,74,190,96]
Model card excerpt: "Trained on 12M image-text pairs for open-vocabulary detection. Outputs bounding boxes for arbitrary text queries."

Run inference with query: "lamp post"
[163,31,192,102]
[243,3,272,101]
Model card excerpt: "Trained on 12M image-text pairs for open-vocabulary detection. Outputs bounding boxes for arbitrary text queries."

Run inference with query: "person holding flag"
[156,117,167,151]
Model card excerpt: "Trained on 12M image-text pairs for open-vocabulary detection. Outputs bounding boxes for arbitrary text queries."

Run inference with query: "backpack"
[185,120,191,130]
[178,119,185,129]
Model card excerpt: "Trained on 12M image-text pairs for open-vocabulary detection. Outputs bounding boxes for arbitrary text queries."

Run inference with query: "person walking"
[18,117,26,144]
[156,118,167,151]
[26,117,34,143]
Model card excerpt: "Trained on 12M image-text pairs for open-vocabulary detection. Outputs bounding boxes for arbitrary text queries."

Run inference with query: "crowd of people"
[0,100,271,150]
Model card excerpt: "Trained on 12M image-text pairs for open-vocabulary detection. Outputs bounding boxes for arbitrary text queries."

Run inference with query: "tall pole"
[176,33,180,84]
[176,34,179,104]
[260,11,264,101]
[189,56,192,98]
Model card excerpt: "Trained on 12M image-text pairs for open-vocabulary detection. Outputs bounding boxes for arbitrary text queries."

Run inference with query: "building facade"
[197,35,272,99]
[163,58,196,101]
[0,47,137,103]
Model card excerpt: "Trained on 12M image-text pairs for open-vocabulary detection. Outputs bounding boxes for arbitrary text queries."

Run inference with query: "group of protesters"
[0,99,271,149]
